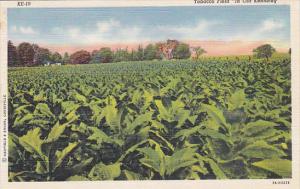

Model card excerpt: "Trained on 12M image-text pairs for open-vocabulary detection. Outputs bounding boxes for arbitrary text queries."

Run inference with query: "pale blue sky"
[8,6,290,46]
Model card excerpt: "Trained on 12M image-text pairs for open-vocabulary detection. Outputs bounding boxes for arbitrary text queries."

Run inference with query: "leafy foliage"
[8,57,291,181]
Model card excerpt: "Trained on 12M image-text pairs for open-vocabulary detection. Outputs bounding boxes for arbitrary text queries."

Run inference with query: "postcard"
[0,0,299,189]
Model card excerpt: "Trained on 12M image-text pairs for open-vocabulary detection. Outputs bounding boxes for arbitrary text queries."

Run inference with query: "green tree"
[144,44,159,60]
[253,44,276,60]
[8,40,19,67]
[113,48,130,62]
[193,46,206,59]
[130,50,139,61]
[34,47,51,65]
[63,52,70,64]
[99,47,113,63]
[17,42,35,66]
[136,45,144,61]
[89,50,101,64]
[51,52,62,63]
[173,43,191,59]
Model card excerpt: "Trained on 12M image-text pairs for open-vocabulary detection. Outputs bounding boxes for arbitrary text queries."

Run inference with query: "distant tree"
[130,50,139,61]
[99,47,113,63]
[51,52,62,63]
[157,40,179,60]
[63,52,70,64]
[136,45,144,61]
[193,46,206,59]
[33,46,51,65]
[113,48,130,62]
[144,44,159,60]
[289,48,291,55]
[173,43,191,59]
[70,50,91,64]
[8,40,18,67]
[253,44,276,60]
[89,50,101,64]
[17,42,35,66]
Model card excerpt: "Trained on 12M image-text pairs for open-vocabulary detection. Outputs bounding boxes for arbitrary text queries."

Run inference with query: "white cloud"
[68,28,80,38]
[97,19,120,33]
[258,19,284,33]
[158,20,219,39]
[51,18,146,44]
[11,26,38,35]
[232,19,286,42]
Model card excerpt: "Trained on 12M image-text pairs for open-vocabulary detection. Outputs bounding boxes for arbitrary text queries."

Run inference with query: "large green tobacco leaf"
[87,127,112,144]
[243,120,277,137]
[45,121,67,143]
[125,112,152,134]
[252,159,291,178]
[88,163,121,180]
[54,142,78,170]
[34,103,55,118]
[240,141,286,159]
[165,148,197,176]
[13,113,34,128]
[123,170,144,180]
[201,104,230,131]
[19,128,44,159]
[227,89,246,111]
[138,146,165,176]
[101,96,122,133]
[66,157,93,175]
[206,158,227,179]
[154,98,189,127]
[8,133,20,162]
[61,101,80,115]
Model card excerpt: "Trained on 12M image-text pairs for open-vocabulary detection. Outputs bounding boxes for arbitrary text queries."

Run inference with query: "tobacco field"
[8,58,292,181]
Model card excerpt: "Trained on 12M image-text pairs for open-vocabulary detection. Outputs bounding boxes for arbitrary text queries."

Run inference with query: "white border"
[0,1,299,189]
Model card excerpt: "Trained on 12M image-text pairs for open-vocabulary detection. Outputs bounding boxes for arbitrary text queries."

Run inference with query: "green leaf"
[227,89,246,111]
[88,163,121,180]
[174,125,202,139]
[45,121,67,143]
[125,112,152,134]
[102,96,122,132]
[72,91,87,103]
[19,128,44,159]
[8,133,20,162]
[165,148,197,176]
[66,157,93,175]
[206,158,227,179]
[149,130,174,152]
[61,101,79,115]
[34,103,54,118]
[13,114,34,128]
[123,170,144,180]
[54,142,78,170]
[240,141,286,159]
[252,159,291,178]
[243,120,277,137]
[138,146,165,176]
[35,161,47,174]
[202,104,230,130]
[87,127,111,144]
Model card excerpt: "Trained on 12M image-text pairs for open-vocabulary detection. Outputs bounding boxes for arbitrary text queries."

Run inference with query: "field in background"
[8,56,291,181]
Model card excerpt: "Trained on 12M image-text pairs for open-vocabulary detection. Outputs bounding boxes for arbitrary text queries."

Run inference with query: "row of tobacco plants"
[8,58,291,181]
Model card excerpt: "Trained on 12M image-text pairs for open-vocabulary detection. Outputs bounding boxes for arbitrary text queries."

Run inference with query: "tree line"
[8,40,198,67]
[8,39,285,67]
